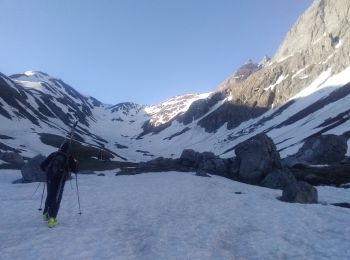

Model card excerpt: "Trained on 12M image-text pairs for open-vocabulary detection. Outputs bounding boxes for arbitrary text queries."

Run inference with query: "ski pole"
[75,173,82,215]
[30,182,41,199]
[68,170,73,190]
[38,183,46,211]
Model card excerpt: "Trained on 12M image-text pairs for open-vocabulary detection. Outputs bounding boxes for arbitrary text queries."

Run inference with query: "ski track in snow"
[1,170,350,260]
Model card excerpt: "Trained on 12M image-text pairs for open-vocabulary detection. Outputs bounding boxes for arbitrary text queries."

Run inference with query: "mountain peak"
[232,60,259,82]
[259,55,271,67]
[273,0,350,62]
[244,59,254,65]
[10,70,53,83]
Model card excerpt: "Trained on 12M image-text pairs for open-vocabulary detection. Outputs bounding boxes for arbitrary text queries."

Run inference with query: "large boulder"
[197,157,229,176]
[197,159,215,173]
[0,152,25,166]
[180,149,202,167]
[235,133,282,181]
[261,169,297,190]
[293,134,347,165]
[227,158,240,179]
[281,181,318,204]
[21,154,46,183]
[212,158,229,175]
[201,152,216,160]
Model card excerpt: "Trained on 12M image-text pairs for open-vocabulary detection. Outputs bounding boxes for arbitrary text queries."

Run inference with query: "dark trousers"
[43,174,66,219]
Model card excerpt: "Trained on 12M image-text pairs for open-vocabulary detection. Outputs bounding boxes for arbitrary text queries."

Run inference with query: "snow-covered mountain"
[0,71,211,162]
[0,0,349,164]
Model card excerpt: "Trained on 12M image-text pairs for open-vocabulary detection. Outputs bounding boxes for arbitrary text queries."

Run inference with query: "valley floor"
[0,170,349,260]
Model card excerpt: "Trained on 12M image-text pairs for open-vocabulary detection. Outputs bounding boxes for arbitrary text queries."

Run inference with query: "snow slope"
[1,64,349,162]
[118,65,350,161]
[1,170,350,260]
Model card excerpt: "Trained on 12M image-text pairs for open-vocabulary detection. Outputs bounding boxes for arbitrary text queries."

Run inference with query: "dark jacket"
[40,152,78,174]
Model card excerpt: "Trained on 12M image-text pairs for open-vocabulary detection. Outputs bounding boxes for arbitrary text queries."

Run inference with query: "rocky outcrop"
[261,169,297,190]
[197,102,269,132]
[180,149,204,167]
[116,133,347,199]
[197,0,350,134]
[273,0,350,64]
[235,133,282,181]
[284,134,347,166]
[281,181,318,204]
[0,152,25,166]
[178,92,225,125]
[231,59,260,82]
[117,150,233,178]
[289,164,350,186]
[119,133,302,190]
[21,154,46,183]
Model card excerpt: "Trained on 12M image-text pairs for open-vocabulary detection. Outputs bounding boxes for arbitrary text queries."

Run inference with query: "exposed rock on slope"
[284,134,348,166]
[0,0,350,163]
[192,0,350,133]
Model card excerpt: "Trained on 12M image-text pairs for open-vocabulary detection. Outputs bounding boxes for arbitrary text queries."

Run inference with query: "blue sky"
[1,0,312,105]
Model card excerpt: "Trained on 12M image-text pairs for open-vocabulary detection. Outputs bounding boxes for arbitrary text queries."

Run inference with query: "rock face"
[115,132,336,205]
[0,152,24,166]
[180,149,203,167]
[289,164,350,186]
[118,149,235,179]
[178,92,225,127]
[21,154,46,183]
[119,133,304,189]
[235,133,282,181]
[231,59,260,82]
[292,134,347,165]
[281,181,318,204]
[196,0,350,134]
[274,0,350,63]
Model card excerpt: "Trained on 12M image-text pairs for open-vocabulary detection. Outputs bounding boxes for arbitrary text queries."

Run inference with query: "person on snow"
[40,141,78,228]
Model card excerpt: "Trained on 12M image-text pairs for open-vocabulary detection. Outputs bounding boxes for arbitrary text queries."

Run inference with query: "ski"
[67,120,79,145]
[55,120,79,203]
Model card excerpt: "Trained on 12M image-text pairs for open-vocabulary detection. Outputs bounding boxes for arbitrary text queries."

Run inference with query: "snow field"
[1,170,350,260]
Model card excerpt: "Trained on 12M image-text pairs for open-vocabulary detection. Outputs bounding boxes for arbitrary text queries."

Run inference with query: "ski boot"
[48,218,58,228]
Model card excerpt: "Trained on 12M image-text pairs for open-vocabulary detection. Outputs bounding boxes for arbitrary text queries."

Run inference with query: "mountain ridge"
[0,0,349,164]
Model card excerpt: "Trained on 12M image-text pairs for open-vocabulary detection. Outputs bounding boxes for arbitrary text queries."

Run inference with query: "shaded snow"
[1,170,350,260]
[0,160,8,165]
[213,65,350,158]
[1,63,349,162]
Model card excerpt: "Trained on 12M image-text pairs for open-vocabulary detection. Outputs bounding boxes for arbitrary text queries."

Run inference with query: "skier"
[40,142,78,228]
